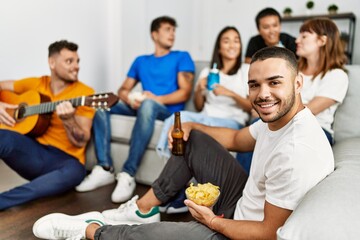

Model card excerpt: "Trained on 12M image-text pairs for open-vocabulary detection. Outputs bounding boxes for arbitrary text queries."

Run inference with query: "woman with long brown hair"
[296,18,348,144]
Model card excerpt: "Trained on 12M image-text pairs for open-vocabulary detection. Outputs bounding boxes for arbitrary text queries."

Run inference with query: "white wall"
[1,0,359,93]
[0,0,110,91]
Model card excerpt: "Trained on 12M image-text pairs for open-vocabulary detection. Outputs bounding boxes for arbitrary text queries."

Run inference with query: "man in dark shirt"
[245,7,296,63]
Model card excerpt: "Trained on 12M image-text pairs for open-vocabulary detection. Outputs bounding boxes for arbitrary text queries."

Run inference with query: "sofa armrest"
[277,138,360,240]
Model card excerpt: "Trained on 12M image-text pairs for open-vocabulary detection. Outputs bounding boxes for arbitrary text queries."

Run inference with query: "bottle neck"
[174,113,182,129]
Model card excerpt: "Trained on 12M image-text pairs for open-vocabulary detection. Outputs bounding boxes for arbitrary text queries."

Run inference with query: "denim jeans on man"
[93,99,172,176]
[0,130,86,210]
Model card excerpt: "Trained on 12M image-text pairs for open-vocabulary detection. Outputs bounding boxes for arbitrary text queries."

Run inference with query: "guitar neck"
[23,96,85,117]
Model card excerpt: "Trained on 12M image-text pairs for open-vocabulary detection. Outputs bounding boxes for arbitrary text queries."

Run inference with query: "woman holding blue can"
[155,26,252,214]
[157,26,252,160]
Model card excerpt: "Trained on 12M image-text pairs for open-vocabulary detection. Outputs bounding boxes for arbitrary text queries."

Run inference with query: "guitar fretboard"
[23,96,85,117]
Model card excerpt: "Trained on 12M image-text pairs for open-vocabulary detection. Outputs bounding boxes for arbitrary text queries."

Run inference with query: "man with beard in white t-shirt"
[33,46,334,240]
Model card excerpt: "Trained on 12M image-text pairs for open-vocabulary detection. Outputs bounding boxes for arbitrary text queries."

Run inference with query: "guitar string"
[19,93,113,117]
[23,97,82,117]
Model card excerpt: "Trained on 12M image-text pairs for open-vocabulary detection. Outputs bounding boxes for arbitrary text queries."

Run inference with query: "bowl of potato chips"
[185,182,220,207]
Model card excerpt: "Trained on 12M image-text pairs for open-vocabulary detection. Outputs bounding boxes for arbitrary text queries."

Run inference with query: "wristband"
[209,214,224,230]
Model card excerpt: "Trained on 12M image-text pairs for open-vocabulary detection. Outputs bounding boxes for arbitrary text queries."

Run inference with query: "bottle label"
[172,138,185,156]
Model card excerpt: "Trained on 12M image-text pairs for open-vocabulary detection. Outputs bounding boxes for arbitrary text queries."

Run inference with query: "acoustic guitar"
[0,90,118,137]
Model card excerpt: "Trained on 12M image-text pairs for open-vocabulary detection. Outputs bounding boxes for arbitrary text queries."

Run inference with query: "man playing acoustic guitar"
[0,40,96,210]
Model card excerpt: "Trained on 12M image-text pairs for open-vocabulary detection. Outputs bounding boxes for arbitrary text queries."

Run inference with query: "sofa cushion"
[333,137,360,166]
[277,138,360,240]
[333,65,360,142]
[110,115,164,149]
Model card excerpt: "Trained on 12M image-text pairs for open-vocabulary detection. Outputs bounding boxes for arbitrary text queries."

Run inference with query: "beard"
[61,77,77,83]
[53,69,78,83]
[254,91,295,123]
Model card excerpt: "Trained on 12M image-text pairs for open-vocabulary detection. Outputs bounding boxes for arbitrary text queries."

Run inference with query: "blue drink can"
[207,63,220,90]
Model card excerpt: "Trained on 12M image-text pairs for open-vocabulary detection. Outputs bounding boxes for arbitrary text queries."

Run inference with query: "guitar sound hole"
[16,105,26,120]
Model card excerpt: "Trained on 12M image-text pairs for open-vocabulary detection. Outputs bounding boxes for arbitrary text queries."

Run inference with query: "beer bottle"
[171,112,185,156]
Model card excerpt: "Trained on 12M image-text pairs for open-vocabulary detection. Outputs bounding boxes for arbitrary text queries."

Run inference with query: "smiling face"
[49,48,79,82]
[258,15,281,46]
[248,57,302,129]
[218,29,241,61]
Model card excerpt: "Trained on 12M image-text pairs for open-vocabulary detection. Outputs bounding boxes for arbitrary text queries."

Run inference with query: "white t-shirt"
[197,64,250,126]
[300,68,348,136]
[233,108,334,221]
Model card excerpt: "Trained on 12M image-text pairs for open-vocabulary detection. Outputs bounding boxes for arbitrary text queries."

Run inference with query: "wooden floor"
[0,183,193,240]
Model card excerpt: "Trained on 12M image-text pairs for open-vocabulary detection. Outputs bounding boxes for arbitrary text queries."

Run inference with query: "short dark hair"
[150,16,177,33]
[48,40,78,57]
[251,46,298,75]
[255,7,281,30]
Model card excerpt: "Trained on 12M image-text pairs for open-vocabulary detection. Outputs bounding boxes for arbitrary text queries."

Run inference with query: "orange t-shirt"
[14,76,95,164]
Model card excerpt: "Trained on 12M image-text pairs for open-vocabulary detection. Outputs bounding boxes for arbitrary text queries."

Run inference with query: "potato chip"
[185,182,220,207]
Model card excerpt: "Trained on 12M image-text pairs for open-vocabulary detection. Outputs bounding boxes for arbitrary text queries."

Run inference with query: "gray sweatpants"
[94,221,228,240]
[94,130,248,239]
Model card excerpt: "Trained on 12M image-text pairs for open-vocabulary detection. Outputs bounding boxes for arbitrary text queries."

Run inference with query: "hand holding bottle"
[171,112,185,156]
[168,120,194,155]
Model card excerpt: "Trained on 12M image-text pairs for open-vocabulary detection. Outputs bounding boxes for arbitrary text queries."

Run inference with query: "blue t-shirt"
[127,51,195,113]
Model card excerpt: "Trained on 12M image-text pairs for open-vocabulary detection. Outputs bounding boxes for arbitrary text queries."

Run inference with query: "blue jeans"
[235,117,260,174]
[0,130,86,210]
[323,129,334,146]
[93,99,171,176]
[156,111,243,159]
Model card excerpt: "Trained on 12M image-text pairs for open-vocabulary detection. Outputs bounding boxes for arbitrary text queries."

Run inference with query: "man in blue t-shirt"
[75,16,195,203]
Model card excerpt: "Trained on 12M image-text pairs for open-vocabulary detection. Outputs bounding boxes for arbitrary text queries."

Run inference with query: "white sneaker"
[75,165,115,192]
[32,211,105,240]
[102,195,160,225]
[111,172,136,203]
